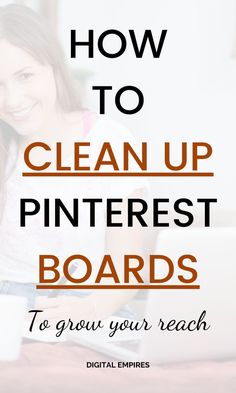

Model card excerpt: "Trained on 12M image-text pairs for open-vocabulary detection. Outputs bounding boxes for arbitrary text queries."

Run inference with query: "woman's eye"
[18,73,34,82]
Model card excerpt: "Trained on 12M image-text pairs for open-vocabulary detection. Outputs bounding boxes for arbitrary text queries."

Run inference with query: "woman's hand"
[34,295,98,324]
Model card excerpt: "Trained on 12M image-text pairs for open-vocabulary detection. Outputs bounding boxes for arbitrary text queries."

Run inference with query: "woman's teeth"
[9,103,36,120]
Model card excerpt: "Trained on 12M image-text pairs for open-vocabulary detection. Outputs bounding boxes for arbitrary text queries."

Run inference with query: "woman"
[0,5,146,323]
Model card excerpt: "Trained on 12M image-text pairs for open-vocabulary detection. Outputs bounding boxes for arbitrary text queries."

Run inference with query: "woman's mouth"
[7,102,38,121]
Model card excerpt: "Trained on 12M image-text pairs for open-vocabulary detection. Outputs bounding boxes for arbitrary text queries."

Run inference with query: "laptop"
[68,227,236,364]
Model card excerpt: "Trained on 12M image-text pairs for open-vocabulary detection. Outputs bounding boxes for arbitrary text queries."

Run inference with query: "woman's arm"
[87,188,146,319]
[36,189,147,322]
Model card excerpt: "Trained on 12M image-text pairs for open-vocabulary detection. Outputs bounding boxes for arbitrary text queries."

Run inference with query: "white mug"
[0,295,27,361]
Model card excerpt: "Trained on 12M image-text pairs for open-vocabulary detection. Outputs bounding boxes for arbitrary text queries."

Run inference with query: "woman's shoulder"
[90,114,134,143]
[65,110,135,142]
[64,110,95,128]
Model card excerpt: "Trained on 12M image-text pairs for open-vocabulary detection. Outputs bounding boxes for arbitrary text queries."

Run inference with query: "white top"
[0,116,148,283]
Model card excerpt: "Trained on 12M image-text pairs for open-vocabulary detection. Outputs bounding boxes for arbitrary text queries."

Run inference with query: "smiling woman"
[0,42,58,135]
[0,7,80,138]
[0,4,81,186]
[0,5,147,320]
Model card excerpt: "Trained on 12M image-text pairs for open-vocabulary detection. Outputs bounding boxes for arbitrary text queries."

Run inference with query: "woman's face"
[0,40,58,136]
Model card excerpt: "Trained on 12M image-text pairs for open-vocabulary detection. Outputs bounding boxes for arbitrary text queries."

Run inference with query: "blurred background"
[0,0,236,347]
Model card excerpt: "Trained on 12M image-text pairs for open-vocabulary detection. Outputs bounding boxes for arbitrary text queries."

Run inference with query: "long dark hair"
[0,4,81,210]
